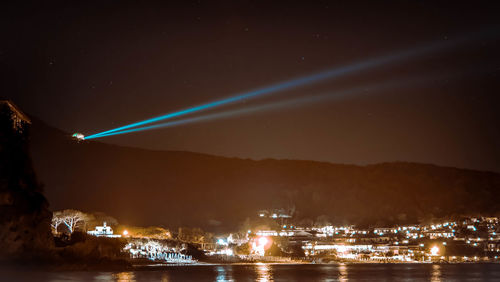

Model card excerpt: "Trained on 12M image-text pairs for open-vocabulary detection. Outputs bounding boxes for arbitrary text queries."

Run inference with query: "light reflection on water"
[431,264,442,282]
[216,265,234,282]
[338,263,348,281]
[113,272,136,282]
[4,263,500,281]
[256,263,272,282]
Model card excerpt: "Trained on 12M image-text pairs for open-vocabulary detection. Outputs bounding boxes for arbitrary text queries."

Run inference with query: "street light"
[430,246,439,256]
[258,237,268,246]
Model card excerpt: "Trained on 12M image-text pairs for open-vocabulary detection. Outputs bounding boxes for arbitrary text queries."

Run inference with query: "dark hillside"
[29,118,500,231]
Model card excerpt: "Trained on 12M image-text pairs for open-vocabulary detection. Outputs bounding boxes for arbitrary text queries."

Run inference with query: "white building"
[87,222,121,238]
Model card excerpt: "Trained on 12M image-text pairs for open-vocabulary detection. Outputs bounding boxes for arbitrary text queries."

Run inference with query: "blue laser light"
[85,28,499,140]
[85,38,458,140]
[86,73,450,139]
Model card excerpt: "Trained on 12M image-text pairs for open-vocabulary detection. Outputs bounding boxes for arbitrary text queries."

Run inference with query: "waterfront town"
[52,208,500,265]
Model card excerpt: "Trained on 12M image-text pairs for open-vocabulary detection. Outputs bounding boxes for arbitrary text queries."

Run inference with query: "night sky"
[2,1,500,172]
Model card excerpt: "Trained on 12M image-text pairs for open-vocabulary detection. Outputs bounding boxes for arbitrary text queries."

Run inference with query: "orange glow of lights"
[258,237,268,246]
[252,236,272,256]
[430,246,439,256]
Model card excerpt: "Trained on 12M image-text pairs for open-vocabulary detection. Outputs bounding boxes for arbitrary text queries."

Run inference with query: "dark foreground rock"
[0,101,53,260]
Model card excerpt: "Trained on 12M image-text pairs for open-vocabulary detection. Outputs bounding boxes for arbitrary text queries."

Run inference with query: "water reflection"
[431,264,441,282]
[113,272,136,282]
[216,265,234,282]
[13,263,500,281]
[160,273,170,282]
[318,265,341,282]
[256,263,273,282]
[92,273,114,281]
[338,263,348,282]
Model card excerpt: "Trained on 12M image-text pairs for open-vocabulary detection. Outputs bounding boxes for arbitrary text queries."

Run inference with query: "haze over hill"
[29,117,500,231]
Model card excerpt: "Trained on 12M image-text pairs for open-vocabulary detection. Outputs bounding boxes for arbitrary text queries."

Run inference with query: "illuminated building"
[87,222,121,238]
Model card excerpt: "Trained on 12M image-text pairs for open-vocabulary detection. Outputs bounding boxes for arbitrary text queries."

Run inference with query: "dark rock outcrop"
[0,101,53,259]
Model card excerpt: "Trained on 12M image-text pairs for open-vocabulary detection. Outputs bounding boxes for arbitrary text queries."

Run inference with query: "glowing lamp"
[123,230,129,236]
[258,237,268,247]
[251,236,272,256]
[72,132,85,141]
[430,246,439,256]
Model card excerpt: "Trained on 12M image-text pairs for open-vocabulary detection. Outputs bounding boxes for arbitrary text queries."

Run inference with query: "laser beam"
[85,38,460,139]
[85,28,499,140]
[86,72,452,139]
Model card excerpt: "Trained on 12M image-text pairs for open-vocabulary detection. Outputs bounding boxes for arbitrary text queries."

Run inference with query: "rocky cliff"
[0,101,53,259]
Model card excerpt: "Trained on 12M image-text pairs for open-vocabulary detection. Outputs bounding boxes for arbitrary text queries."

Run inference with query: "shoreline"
[3,259,499,274]
[131,260,500,268]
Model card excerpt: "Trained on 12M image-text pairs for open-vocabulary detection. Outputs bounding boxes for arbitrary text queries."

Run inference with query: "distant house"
[87,222,121,238]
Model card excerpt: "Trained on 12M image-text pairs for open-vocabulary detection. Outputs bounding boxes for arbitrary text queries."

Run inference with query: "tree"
[178,227,210,243]
[182,243,206,260]
[235,243,250,255]
[265,242,284,256]
[298,218,314,228]
[315,215,331,227]
[52,209,89,234]
[51,214,64,234]
[288,244,305,258]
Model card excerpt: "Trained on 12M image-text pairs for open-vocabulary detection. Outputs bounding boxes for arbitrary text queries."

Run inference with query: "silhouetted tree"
[182,243,206,260]
[289,244,305,258]
[265,242,284,256]
[235,243,250,255]
[52,209,90,234]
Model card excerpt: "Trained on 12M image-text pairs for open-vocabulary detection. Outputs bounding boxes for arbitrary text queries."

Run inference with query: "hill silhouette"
[29,118,500,231]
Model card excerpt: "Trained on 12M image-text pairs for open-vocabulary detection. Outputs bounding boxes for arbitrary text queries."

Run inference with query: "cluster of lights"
[430,246,440,256]
[251,237,272,256]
